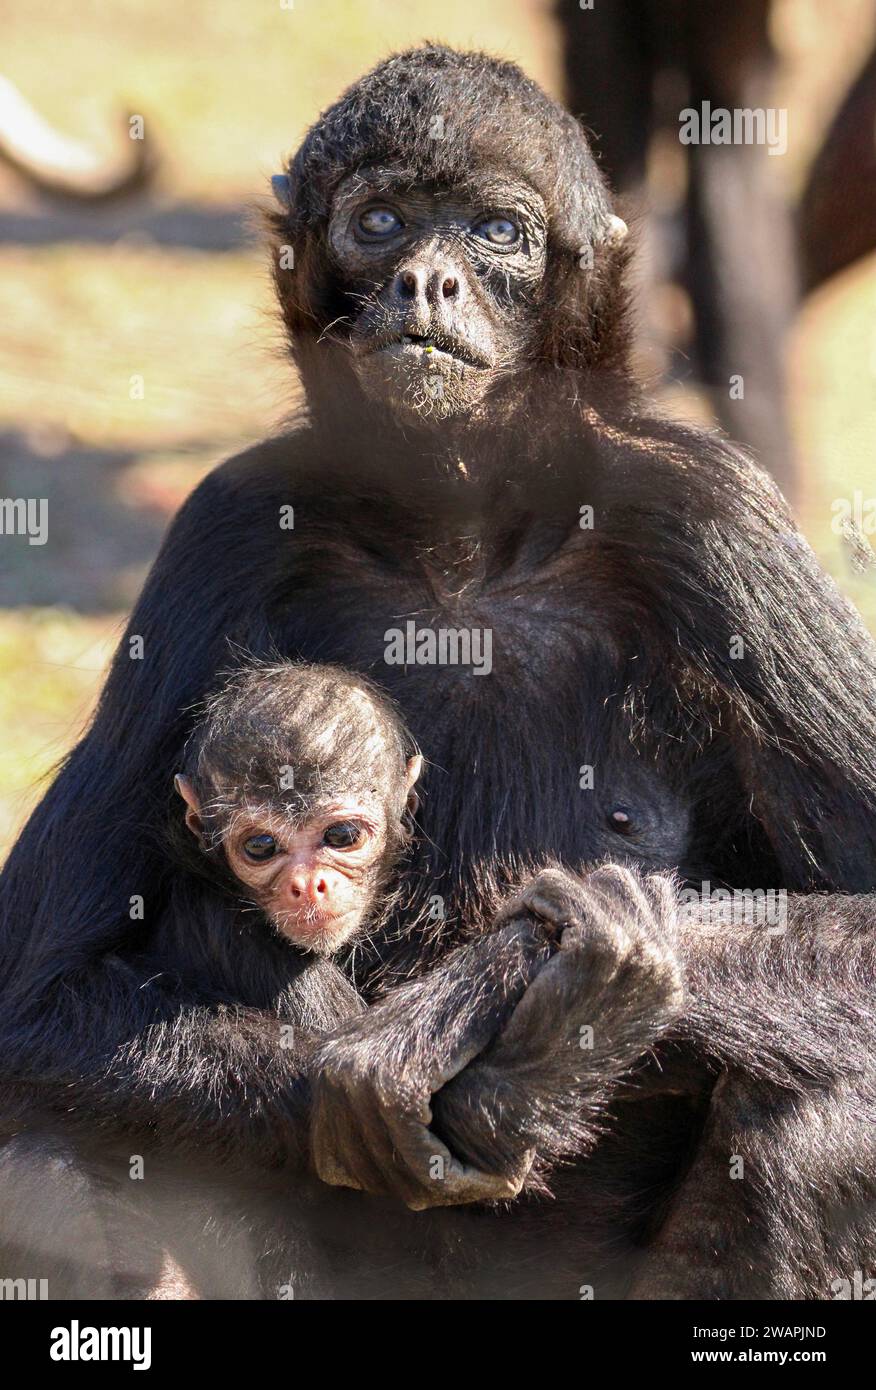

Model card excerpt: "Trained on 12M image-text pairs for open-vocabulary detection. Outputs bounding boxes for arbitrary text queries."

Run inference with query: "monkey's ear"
[271,174,293,210]
[174,774,203,838]
[603,213,628,246]
[404,753,423,818]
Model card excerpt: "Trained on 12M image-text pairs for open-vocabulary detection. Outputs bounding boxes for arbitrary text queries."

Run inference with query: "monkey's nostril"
[401,271,418,296]
[442,276,458,298]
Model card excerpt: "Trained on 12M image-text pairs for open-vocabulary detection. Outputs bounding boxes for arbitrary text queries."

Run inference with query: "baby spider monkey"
[174,662,422,957]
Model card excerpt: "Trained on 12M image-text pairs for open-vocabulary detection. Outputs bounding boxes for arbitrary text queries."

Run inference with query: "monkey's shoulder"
[166,427,332,540]
[207,426,322,498]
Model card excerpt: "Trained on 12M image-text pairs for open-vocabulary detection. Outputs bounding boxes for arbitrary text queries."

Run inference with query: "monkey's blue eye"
[323,821,363,850]
[474,216,520,247]
[243,834,278,862]
[357,207,403,239]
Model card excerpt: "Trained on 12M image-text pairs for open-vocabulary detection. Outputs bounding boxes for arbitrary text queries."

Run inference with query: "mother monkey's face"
[267,45,628,428]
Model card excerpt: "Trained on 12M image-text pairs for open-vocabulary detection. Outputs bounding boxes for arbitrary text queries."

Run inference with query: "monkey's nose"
[396,269,423,298]
[288,871,329,905]
[393,266,461,304]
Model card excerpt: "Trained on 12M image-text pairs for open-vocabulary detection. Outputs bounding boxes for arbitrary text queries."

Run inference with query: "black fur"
[0,44,874,1300]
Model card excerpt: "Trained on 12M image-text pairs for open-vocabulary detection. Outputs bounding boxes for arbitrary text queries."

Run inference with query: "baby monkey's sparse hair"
[174,662,421,955]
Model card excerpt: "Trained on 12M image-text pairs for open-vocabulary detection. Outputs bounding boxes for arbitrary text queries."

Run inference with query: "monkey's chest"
[280,553,604,727]
[280,529,605,689]
[276,561,665,875]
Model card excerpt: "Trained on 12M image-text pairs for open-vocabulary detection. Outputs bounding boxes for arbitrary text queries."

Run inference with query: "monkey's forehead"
[284,46,612,246]
[210,791,390,833]
[206,765,400,804]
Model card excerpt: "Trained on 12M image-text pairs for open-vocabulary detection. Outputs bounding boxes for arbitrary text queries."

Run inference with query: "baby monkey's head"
[175,662,421,955]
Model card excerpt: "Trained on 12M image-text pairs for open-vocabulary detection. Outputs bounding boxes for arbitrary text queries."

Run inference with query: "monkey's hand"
[431,864,685,1182]
[310,920,554,1210]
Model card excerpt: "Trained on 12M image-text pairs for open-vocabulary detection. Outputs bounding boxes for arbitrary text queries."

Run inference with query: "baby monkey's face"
[176,747,421,956]
[224,797,391,954]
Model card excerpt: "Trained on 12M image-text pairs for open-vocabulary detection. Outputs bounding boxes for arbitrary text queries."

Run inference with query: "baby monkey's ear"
[174,774,204,839]
[404,753,423,818]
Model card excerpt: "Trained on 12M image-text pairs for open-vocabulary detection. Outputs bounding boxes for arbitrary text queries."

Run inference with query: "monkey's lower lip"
[373,336,489,369]
[288,909,349,932]
[281,908,355,942]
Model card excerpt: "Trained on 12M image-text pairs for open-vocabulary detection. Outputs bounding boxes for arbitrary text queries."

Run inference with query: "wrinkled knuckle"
[533,866,575,894]
[572,913,628,968]
[591,862,639,893]
[523,869,586,928]
[645,871,680,915]
[631,938,684,1004]
[372,1066,418,1117]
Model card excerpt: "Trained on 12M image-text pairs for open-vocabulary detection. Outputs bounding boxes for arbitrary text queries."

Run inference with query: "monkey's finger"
[482,945,593,1062]
[389,1122,529,1210]
[437,1152,532,1208]
[312,1152,365,1193]
[312,1089,404,1197]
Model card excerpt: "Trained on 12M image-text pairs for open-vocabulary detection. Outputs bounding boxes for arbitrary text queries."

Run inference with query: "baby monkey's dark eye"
[243,833,278,862]
[323,821,363,850]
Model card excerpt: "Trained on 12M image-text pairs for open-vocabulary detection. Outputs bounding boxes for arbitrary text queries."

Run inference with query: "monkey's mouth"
[286,907,350,932]
[367,332,491,370]
[276,907,360,951]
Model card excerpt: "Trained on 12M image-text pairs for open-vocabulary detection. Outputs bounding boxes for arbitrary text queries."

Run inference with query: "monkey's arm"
[430,865,685,1186]
[672,893,875,1086]
[312,866,684,1206]
[310,919,558,1208]
[0,952,366,1167]
[608,428,876,889]
[433,875,876,1206]
[626,893,876,1299]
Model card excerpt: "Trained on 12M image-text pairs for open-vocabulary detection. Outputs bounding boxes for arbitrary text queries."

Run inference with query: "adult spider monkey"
[0,45,874,1299]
